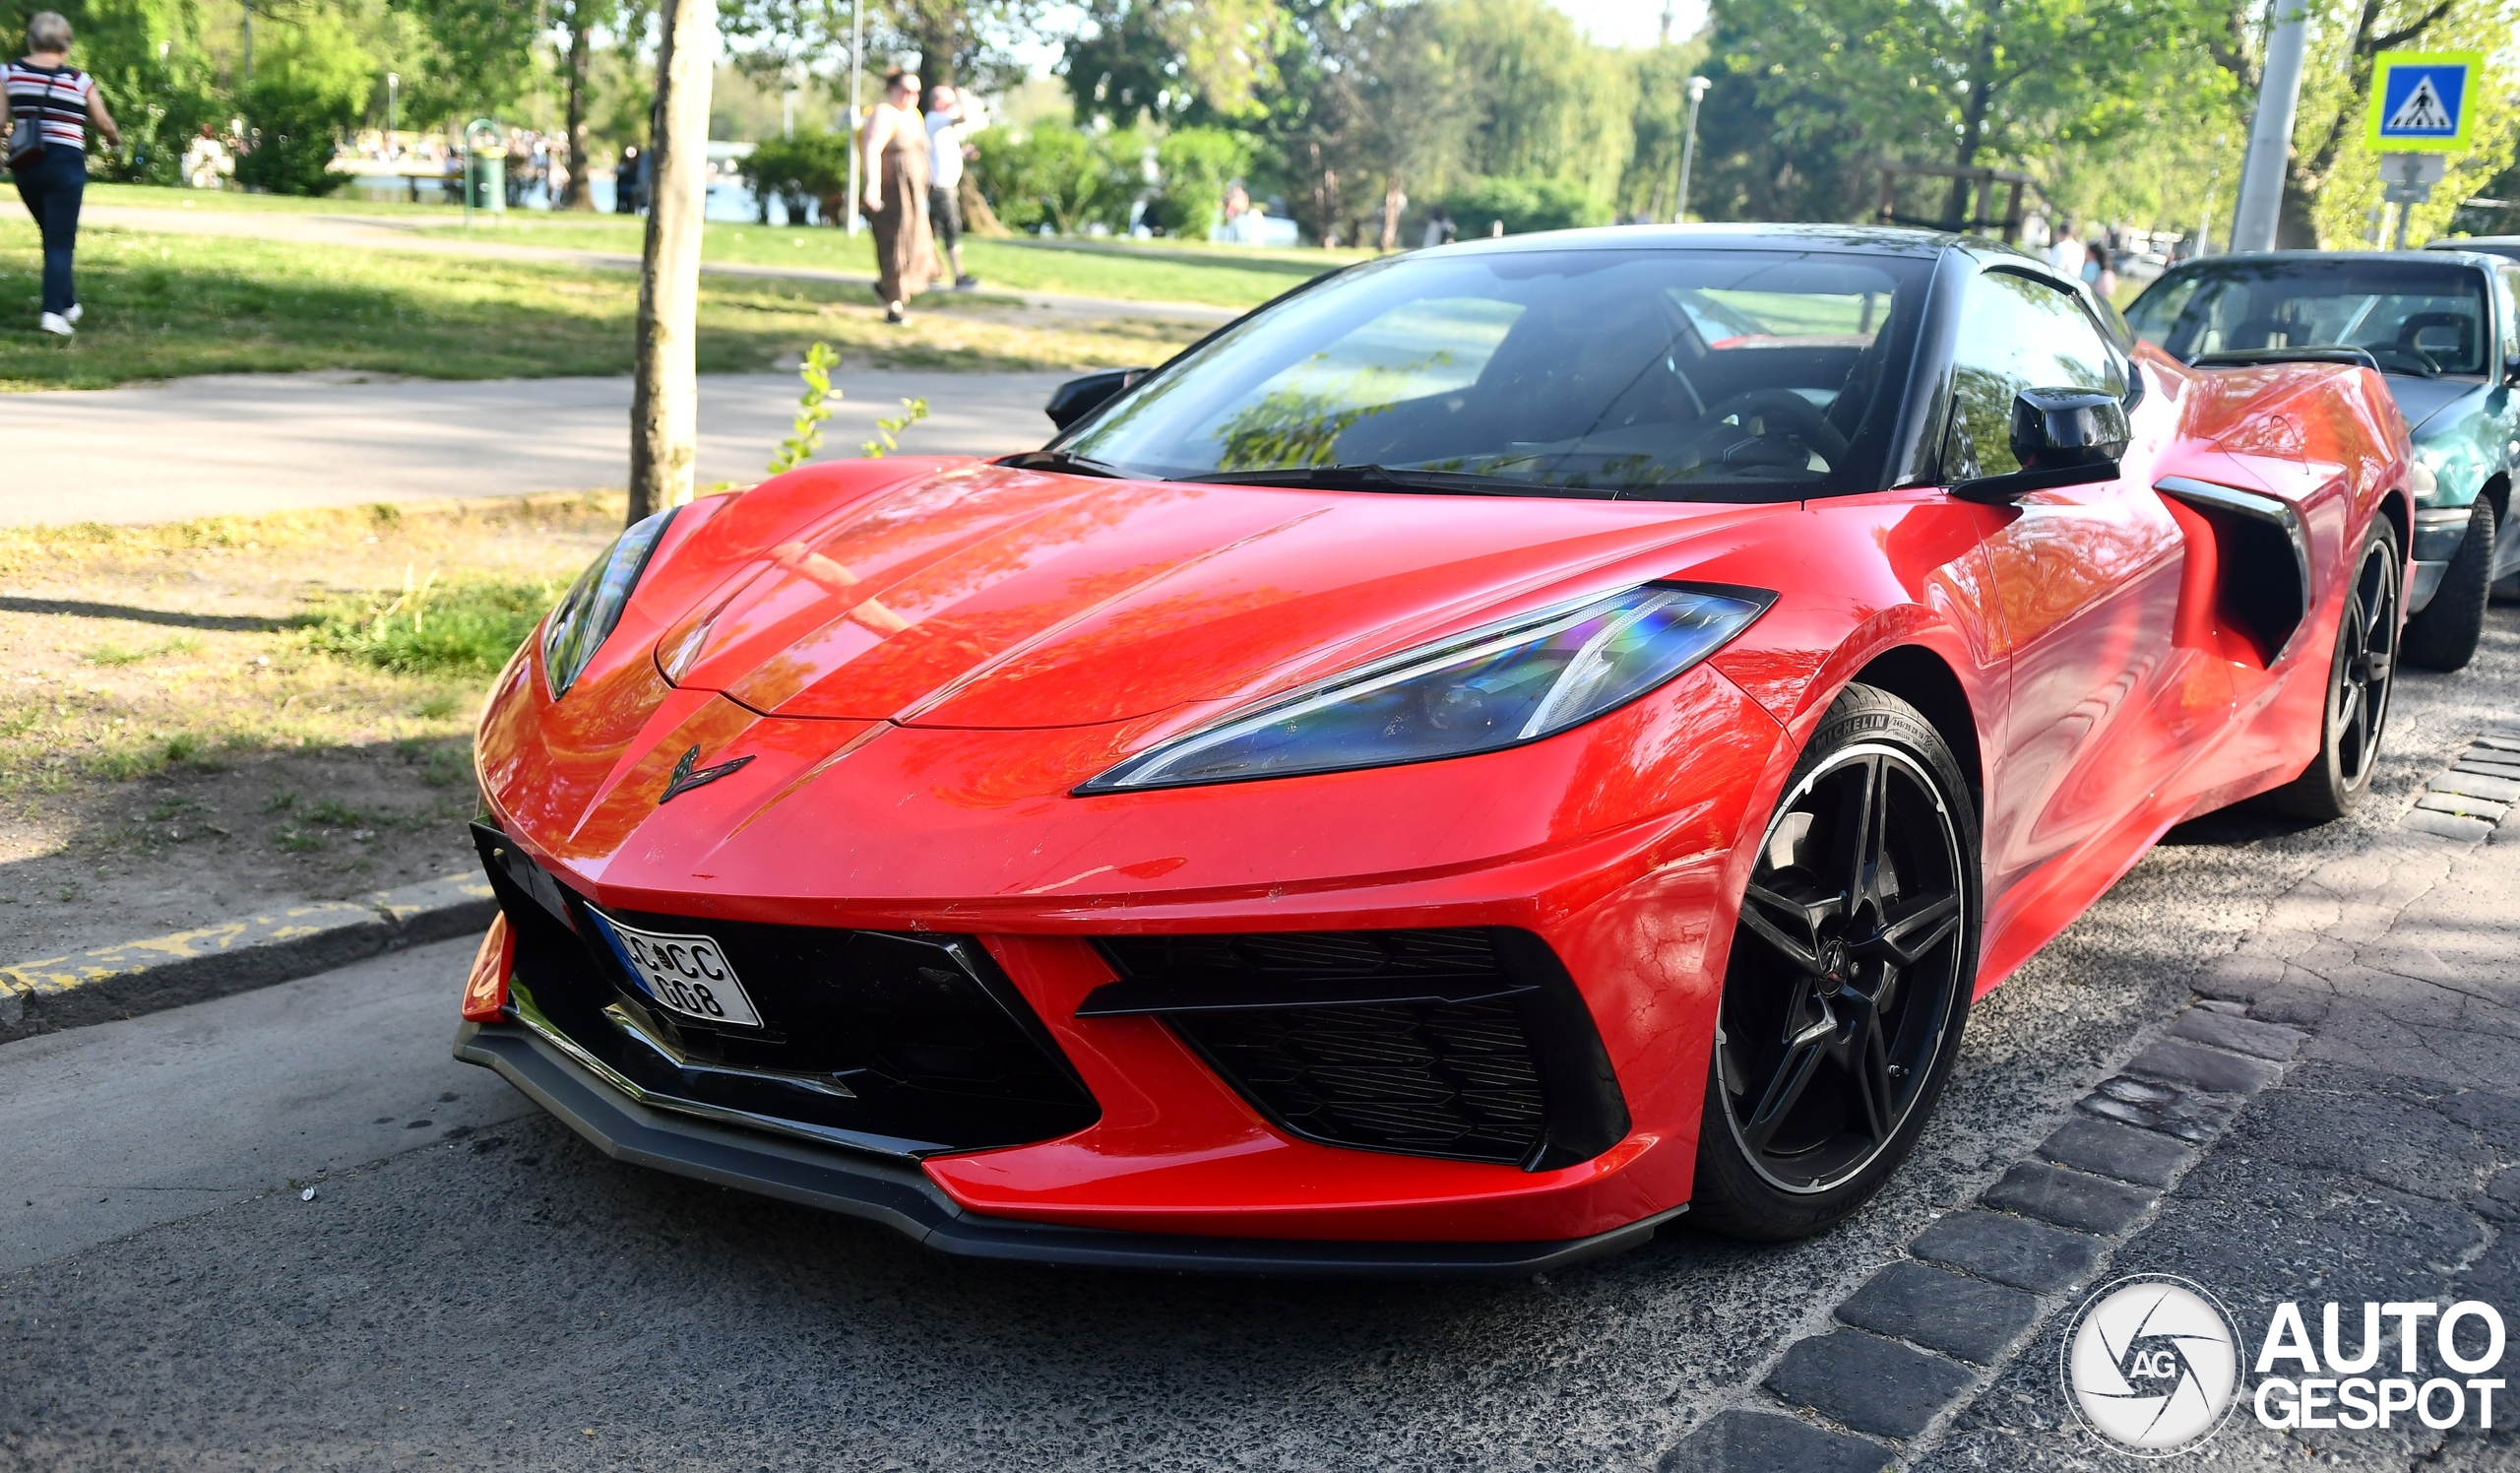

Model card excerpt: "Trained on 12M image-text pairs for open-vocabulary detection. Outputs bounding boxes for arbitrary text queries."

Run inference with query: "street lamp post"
[1673,76,1711,224]
[2230,0,2309,251]
[386,73,399,158]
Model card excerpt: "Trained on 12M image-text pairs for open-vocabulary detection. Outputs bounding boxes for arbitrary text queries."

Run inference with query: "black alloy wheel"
[1691,684,1981,1242]
[2269,519,2400,819]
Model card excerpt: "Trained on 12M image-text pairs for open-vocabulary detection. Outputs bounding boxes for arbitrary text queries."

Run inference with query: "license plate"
[585,910,763,1028]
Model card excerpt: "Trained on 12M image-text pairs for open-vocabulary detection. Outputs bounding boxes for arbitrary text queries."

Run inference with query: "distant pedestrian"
[2088,241,2116,300]
[924,84,979,289]
[859,69,933,324]
[3,12,118,338]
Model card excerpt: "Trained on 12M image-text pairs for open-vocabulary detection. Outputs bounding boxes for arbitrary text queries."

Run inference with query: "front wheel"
[2403,498,2492,672]
[1690,684,1982,1242]
[2266,518,2400,820]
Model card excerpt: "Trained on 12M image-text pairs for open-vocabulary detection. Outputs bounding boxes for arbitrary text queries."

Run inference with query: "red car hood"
[658,462,1777,729]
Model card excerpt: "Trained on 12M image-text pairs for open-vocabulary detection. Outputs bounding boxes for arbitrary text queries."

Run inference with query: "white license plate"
[587,910,763,1028]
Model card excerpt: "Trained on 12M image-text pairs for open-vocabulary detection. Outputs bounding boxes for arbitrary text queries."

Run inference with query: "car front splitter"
[453,1019,1682,1277]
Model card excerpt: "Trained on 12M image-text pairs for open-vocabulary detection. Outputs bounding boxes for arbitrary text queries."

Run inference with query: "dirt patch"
[0,494,625,962]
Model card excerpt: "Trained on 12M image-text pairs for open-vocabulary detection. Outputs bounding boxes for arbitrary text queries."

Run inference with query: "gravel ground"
[3,610,2516,1472]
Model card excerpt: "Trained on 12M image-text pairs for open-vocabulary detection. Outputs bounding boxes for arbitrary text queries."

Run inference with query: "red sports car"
[454,225,2411,1272]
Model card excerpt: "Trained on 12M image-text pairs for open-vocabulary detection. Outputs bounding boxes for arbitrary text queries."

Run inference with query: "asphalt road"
[6,612,2519,1471]
[0,369,1075,529]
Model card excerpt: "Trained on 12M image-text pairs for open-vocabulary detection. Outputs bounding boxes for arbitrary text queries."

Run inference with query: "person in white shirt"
[924,85,978,290]
[2048,227,2086,281]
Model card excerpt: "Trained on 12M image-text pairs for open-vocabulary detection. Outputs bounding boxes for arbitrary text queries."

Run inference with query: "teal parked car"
[2125,251,2519,670]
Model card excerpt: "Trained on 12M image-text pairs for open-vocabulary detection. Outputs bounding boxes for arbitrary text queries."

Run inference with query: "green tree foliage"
[746,125,851,222]
[7,0,223,181]
[1433,175,1609,234]
[968,119,1145,232]
[1061,0,1280,126]
[723,0,1044,93]
[1694,0,2222,227]
[1433,0,1631,203]
[235,71,356,191]
[1148,125,1251,235]
[232,5,374,194]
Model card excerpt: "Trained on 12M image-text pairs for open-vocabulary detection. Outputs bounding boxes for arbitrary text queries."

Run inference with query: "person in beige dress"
[860,69,934,324]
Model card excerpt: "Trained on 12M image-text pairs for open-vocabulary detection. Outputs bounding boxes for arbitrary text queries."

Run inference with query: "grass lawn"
[84,182,1365,309]
[0,495,619,955]
[0,220,1203,389]
[414,218,1354,307]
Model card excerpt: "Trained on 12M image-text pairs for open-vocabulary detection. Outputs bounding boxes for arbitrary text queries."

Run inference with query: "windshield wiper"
[996,449,1129,478]
[1173,464,1611,498]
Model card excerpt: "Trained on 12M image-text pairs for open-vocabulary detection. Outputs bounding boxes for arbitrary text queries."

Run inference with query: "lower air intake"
[1087,929,1628,1172]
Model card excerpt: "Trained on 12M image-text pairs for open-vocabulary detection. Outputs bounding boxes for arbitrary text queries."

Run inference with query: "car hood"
[2383,375,2488,435]
[655,462,1775,729]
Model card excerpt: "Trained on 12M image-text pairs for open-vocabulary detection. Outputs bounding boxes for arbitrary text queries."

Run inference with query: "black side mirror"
[1044,367,1150,431]
[2011,388,2131,469]
[1953,388,2131,503]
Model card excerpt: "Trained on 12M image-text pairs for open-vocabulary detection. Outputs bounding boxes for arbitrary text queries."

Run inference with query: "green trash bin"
[464,118,505,216]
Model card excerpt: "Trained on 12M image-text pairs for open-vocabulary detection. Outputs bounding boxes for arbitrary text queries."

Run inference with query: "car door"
[1944,268,2215,906]
[2491,263,2520,586]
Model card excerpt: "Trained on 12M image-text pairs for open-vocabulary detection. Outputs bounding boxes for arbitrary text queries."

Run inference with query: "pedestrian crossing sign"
[2365,51,2483,152]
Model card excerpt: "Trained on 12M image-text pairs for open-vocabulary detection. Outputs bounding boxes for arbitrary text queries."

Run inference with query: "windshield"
[2126,259,2490,376]
[1056,246,1933,499]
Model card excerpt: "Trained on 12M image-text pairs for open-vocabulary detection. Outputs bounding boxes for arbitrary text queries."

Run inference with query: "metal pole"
[387,73,398,157]
[846,0,863,234]
[1673,77,1710,224]
[2230,0,2309,252]
[2394,199,2414,250]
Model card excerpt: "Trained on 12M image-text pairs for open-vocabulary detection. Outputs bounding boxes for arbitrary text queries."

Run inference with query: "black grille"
[1091,929,1628,1171]
[474,823,1099,1155]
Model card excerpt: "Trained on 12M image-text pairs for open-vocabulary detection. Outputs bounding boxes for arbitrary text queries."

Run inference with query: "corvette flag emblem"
[660,745,754,803]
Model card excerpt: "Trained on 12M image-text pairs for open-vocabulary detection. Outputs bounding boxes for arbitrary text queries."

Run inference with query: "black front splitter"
[454,1020,1681,1277]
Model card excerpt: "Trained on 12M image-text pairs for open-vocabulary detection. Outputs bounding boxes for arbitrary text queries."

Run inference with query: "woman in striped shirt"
[2,12,120,337]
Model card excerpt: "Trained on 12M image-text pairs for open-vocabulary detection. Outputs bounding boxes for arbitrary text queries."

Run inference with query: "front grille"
[474,824,1099,1156]
[1091,929,1628,1171]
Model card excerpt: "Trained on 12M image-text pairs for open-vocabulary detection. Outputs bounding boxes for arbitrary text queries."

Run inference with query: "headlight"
[1077,583,1773,794]
[541,507,678,698]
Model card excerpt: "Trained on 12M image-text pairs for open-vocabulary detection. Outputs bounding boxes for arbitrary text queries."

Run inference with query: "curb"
[0,871,494,1043]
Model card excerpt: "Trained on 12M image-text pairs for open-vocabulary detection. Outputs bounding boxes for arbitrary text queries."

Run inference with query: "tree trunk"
[959,173,1005,236]
[1942,37,1996,230]
[628,0,716,522]
[1378,174,1404,252]
[560,8,594,211]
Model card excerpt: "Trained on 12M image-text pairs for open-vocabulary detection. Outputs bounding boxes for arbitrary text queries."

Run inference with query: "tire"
[1690,683,1982,1242]
[2403,497,2493,672]
[2265,517,2401,820]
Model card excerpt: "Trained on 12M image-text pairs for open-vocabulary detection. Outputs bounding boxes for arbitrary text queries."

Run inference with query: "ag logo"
[2061,1274,2245,1456]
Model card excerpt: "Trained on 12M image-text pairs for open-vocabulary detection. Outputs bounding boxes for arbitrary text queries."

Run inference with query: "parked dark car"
[2126,251,2520,669]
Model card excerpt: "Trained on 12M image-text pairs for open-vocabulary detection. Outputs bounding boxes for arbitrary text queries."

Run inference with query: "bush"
[746,129,853,225]
[969,122,1142,235]
[1148,128,1254,238]
[1434,176,1612,236]
[235,76,356,196]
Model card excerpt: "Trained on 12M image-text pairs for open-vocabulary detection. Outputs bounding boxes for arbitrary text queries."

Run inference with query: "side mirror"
[2011,387,2131,470]
[1952,388,2130,503]
[2502,352,2520,386]
[1044,367,1150,431]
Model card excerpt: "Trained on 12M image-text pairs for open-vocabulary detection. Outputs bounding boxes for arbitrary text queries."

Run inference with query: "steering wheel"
[1700,389,1851,467]
[2362,343,2440,376]
[2398,310,2474,370]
